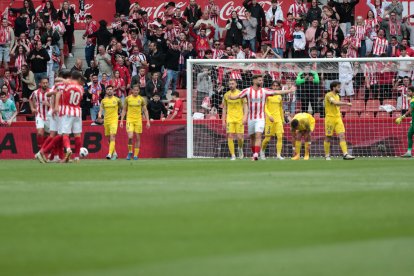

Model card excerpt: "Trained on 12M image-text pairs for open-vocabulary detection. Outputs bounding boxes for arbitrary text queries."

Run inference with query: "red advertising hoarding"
[0,119,409,159]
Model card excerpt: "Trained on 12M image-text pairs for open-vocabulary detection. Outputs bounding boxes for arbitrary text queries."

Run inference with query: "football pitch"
[1,158,414,276]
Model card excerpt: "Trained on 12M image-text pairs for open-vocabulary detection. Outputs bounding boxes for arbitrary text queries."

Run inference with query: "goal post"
[186,57,414,159]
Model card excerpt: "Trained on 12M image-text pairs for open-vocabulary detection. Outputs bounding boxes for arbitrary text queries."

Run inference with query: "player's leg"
[133,121,142,160]
[236,122,244,159]
[253,120,265,161]
[324,118,334,160]
[60,116,73,162]
[260,122,273,160]
[126,121,134,160]
[402,124,414,157]
[304,131,311,161]
[247,120,256,159]
[73,133,82,162]
[275,122,284,160]
[110,123,118,160]
[35,116,45,149]
[336,119,355,160]
[227,123,236,160]
[292,132,302,160]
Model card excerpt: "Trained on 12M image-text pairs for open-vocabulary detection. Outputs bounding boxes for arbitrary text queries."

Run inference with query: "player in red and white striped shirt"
[372,29,388,56]
[397,77,412,113]
[228,75,295,160]
[29,78,50,150]
[55,71,84,162]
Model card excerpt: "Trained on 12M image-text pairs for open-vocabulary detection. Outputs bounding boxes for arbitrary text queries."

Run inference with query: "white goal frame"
[186,57,414,158]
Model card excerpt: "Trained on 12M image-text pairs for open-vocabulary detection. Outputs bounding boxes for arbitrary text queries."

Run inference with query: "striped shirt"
[272,27,286,49]
[372,37,388,56]
[364,63,378,85]
[212,48,224,59]
[30,88,50,120]
[59,83,83,117]
[239,87,275,120]
[355,25,366,40]
[398,85,410,110]
[288,3,307,18]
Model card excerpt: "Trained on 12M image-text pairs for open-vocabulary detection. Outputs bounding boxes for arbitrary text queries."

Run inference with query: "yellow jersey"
[125,94,146,122]
[293,113,315,132]
[265,95,284,123]
[223,90,246,123]
[325,92,341,118]
[101,96,122,123]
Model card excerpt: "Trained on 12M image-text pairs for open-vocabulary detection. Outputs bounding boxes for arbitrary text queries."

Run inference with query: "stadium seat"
[345,112,359,118]
[350,100,365,113]
[341,99,351,113]
[366,99,380,112]
[392,111,403,118]
[383,99,397,107]
[377,111,391,118]
[360,112,374,118]
[313,113,320,119]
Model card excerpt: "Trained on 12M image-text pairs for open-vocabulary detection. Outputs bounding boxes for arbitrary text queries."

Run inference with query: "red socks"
[251,146,260,154]
[74,136,81,158]
[36,135,44,149]
[62,135,71,150]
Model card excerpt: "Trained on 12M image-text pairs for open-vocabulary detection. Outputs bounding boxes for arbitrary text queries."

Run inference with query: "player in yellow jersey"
[290,112,315,160]
[120,85,150,160]
[324,81,355,160]
[222,79,248,160]
[98,85,122,160]
[261,81,285,160]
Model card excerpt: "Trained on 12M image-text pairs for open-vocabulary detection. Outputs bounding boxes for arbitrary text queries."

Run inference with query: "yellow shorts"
[265,120,284,136]
[325,117,345,136]
[104,122,118,136]
[127,120,142,134]
[227,122,244,134]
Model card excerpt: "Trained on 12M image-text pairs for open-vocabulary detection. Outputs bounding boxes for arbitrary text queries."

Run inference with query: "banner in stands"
[0,119,409,159]
[4,0,414,30]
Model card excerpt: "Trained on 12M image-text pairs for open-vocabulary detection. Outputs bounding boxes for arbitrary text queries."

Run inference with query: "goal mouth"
[186,57,414,159]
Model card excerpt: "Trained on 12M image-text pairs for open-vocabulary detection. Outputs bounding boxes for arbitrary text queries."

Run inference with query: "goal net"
[186,57,413,159]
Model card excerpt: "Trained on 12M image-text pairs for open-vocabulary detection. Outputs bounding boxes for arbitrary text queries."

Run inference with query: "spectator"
[128,45,147,77]
[387,36,400,57]
[147,26,168,53]
[169,91,183,120]
[372,29,388,56]
[51,15,66,68]
[384,0,403,20]
[9,0,36,29]
[293,24,306,58]
[316,31,330,57]
[115,0,131,17]
[232,44,245,59]
[296,64,320,113]
[211,41,224,59]
[13,11,29,38]
[322,51,339,91]
[164,41,181,100]
[266,0,284,27]
[0,18,15,70]
[0,70,17,95]
[403,16,414,48]
[131,67,149,96]
[1,83,19,112]
[40,0,57,23]
[58,1,75,57]
[338,49,354,99]
[113,56,131,90]
[194,11,215,38]
[111,42,128,64]
[354,16,367,57]
[342,27,360,58]
[28,40,50,86]
[42,21,60,46]
[147,93,168,120]
[88,74,105,121]
[306,0,322,25]
[184,0,202,26]
[88,20,113,50]
[95,45,113,80]
[331,0,360,36]
[196,67,213,113]
[148,42,164,74]
[224,11,243,47]
[327,18,344,47]
[381,12,405,42]
[189,25,215,58]
[284,12,296,58]
[395,76,411,113]
[243,0,266,49]
[396,47,412,79]
[84,60,99,83]
[305,19,323,49]
[289,0,308,21]
[242,10,258,52]
[0,91,18,125]
[10,44,28,72]
[83,15,99,67]
[396,38,414,57]
[282,77,296,115]
[45,36,60,87]
[364,57,380,102]
[145,72,164,100]
[110,70,126,100]
[71,59,83,75]
[204,0,220,40]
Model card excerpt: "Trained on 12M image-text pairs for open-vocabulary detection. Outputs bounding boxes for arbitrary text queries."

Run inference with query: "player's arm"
[98,102,105,120]
[119,102,127,128]
[267,86,296,96]
[222,96,227,129]
[396,103,413,124]
[29,95,37,115]
[142,105,151,128]
[279,100,284,123]
[227,92,244,100]
[242,99,248,124]
[329,97,352,107]
[54,91,62,115]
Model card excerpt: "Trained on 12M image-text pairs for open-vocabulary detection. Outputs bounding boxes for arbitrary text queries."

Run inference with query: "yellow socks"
[238,139,244,150]
[109,141,115,155]
[261,137,271,152]
[134,148,140,157]
[128,144,133,153]
[276,134,283,156]
[228,139,235,156]
[304,142,310,155]
[340,141,348,155]
[295,141,302,156]
[324,141,330,157]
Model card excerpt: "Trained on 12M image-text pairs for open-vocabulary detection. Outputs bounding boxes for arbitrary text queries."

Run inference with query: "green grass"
[0,158,414,276]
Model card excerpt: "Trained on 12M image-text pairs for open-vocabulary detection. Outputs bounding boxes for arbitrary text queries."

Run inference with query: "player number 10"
[69,90,81,105]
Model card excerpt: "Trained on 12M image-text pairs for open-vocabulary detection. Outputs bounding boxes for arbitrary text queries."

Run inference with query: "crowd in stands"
[1,0,414,124]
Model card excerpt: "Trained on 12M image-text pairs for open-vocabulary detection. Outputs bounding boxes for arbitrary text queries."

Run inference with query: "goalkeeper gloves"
[395,115,406,125]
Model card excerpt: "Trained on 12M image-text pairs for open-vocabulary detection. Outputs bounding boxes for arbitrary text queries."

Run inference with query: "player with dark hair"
[395,86,414,157]
[290,112,315,160]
